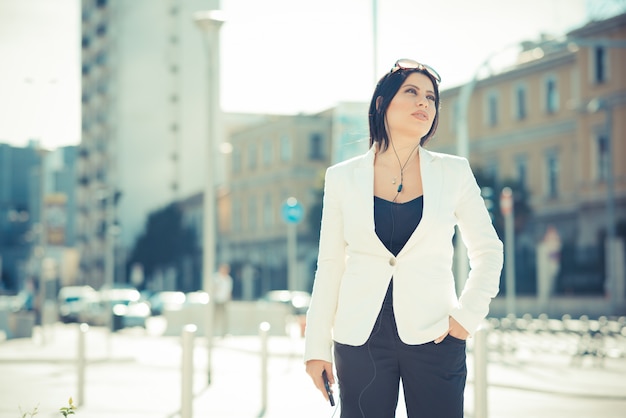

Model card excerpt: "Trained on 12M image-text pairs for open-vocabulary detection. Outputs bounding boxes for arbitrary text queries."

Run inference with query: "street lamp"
[98,188,121,333]
[453,42,523,296]
[587,97,623,312]
[194,9,225,385]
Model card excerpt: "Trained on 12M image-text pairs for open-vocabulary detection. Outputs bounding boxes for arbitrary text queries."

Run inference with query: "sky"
[0,0,603,150]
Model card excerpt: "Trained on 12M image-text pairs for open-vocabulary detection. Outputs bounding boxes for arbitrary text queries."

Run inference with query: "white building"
[78,0,220,287]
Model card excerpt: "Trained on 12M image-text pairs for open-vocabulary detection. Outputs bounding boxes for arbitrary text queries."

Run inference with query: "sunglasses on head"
[390,58,441,84]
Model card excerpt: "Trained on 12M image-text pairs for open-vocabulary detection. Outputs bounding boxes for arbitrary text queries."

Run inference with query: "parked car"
[100,287,141,308]
[261,290,311,316]
[57,286,98,323]
[148,291,186,316]
[78,286,143,327]
[261,290,311,337]
[112,300,151,329]
[184,291,210,306]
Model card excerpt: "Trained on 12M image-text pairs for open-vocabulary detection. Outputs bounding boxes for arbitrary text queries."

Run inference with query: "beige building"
[431,13,626,298]
[215,113,333,296]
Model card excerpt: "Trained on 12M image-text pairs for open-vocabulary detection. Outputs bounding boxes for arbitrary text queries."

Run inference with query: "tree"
[306,169,326,243]
[126,203,197,287]
[473,169,532,239]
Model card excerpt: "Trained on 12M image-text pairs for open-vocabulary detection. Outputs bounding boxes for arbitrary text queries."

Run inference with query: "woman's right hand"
[305,359,335,402]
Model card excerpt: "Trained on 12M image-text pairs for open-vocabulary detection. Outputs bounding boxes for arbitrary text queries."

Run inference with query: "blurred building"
[0,142,78,293]
[148,105,364,298]
[432,13,626,300]
[0,143,40,292]
[219,113,333,296]
[78,0,219,288]
[329,102,370,164]
[77,1,624,311]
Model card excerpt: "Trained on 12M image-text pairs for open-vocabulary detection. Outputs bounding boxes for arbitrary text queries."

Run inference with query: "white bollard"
[205,301,214,384]
[474,326,488,418]
[259,321,271,417]
[181,324,197,418]
[77,323,89,407]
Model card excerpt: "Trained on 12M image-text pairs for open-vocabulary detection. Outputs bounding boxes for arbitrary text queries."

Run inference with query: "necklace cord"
[390,140,419,201]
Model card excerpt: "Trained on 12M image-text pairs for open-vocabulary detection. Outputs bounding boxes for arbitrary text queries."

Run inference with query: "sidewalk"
[0,322,625,418]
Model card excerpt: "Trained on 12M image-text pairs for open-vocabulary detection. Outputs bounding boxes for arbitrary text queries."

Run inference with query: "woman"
[304,59,503,417]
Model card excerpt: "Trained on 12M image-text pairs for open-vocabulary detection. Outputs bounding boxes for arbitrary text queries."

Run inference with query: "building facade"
[216,113,333,297]
[0,143,40,292]
[0,143,78,293]
[431,13,626,300]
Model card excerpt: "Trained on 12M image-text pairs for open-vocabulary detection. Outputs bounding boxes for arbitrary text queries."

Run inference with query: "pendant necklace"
[391,141,420,194]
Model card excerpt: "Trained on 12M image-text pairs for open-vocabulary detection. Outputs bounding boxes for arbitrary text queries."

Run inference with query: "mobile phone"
[322,370,335,406]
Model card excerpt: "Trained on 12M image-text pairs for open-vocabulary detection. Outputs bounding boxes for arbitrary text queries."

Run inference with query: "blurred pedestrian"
[304,58,503,417]
[212,263,233,337]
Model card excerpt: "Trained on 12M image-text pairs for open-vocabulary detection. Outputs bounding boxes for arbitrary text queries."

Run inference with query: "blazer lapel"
[353,145,391,253]
[397,146,442,256]
[354,145,376,223]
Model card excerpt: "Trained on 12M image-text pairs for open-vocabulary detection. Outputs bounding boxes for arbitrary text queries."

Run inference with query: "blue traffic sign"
[281,197,304,224]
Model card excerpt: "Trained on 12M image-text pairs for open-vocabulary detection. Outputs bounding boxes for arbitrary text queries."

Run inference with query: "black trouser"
[333,295,467,418]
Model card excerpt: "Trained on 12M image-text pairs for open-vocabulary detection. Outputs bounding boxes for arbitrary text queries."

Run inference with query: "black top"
[374,195,424,256]
[374,195,424,305]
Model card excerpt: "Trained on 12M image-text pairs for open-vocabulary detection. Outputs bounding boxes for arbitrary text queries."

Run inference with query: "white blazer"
[304,145,503,363]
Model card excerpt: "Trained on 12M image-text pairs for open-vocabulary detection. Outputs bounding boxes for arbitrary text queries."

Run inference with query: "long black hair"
[368,67,441,152]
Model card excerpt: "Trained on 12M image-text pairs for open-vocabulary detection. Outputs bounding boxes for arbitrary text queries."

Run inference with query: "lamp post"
[99,188,121,334]
[453,43,521,295]
[194,9,225,385]
[35,146,49,343]
[587,97,622,312]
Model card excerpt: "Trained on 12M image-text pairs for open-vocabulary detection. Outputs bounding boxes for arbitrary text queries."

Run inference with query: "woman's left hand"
[434,316,469,344]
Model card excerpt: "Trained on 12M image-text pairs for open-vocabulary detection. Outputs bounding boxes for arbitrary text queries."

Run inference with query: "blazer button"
[389,258,396,266]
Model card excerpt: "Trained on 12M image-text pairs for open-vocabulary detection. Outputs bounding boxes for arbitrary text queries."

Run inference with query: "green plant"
[59,398,76,417]
[18,398,76,418]
[19,405,38,418]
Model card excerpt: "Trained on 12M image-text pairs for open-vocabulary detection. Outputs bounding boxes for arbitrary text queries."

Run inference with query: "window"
[232,199,241,232]
[545,152,559,198]
[514,84,527,120]
[309,133,324,160]
[232,148,241,173]
[450,99,459,132]
[595,133,610,182]
[593,46,607,84]
[486,159,499,183]
[515,156,527,190]
[95,51,107,66]
[263,139,273,166]
[248,143,257,170]
[247,196,257,231]
[263,194,273,227]
[545,77,559,114]
[486,92,499,127]
[280,135,292,162]
[96,23,107,37]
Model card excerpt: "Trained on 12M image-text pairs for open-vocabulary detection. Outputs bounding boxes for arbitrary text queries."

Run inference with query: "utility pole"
[500,187,516,316]
[194,9,225,385]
